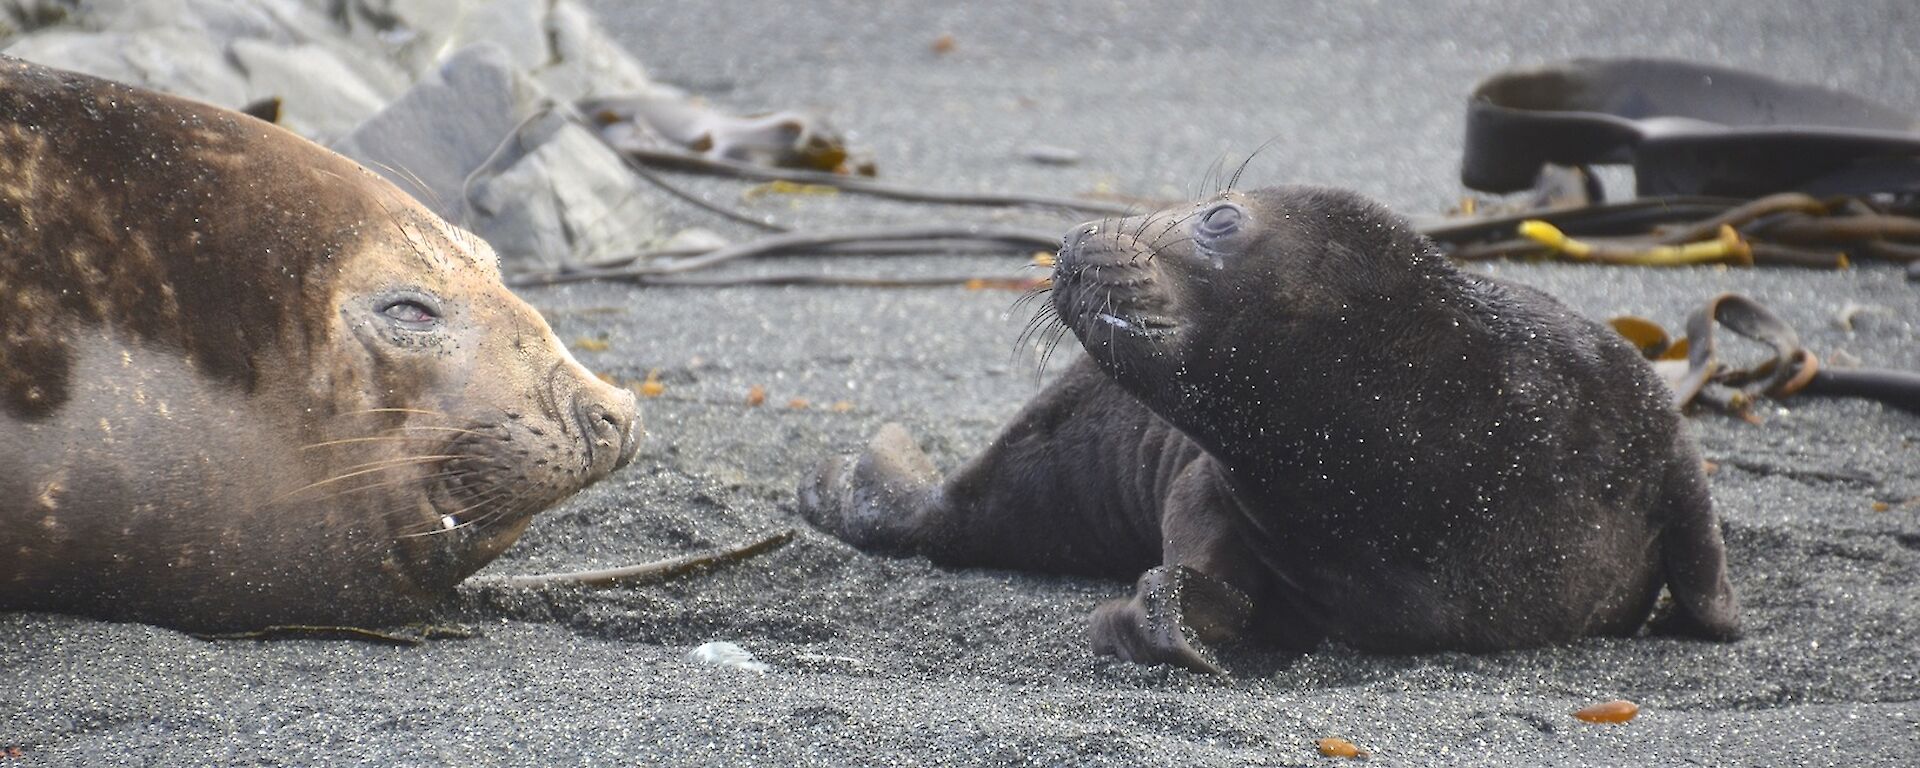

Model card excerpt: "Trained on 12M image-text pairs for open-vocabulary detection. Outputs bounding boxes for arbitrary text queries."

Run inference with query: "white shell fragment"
[686,641,771,674]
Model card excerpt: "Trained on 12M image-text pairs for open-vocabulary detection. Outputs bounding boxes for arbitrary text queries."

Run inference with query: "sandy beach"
[5,1,1918,765]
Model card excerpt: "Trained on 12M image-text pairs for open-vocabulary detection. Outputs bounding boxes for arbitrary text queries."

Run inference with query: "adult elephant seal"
[0,57,640,632]
[801,186,1740,672]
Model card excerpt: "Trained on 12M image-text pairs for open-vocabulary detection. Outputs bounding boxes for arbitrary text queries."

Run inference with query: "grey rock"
[332,42,536,223]
[1,0,385,120]
[230,39,390,142]
[4,0,673,270]
[334,42,662,271]
[468,118,662,270]
[446,0,547,74]
[5,26,250,108]
[533,0,665,102]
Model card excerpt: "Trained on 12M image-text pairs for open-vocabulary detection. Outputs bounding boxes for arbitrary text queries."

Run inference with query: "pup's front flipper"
[798,422,941,553]
[1090,565,1253,675]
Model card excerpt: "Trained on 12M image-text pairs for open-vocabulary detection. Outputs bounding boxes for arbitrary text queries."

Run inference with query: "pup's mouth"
[1053,221,1183,343]
[1094,311,1180,337]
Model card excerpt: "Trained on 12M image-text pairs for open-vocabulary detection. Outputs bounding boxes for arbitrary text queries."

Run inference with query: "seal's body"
[803,186,1739,671]
[0,57,639,631]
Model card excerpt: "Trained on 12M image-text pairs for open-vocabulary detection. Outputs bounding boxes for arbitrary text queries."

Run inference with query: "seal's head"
[1050,186,1457,449]
[0,56,639,629]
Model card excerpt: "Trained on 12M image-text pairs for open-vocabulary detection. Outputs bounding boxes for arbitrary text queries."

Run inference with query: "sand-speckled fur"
[803,186,1739,671]
[0,57,640,631]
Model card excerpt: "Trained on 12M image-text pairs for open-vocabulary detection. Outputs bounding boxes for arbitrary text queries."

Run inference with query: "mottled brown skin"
[802,186,1739,672]
[0,57,640,632]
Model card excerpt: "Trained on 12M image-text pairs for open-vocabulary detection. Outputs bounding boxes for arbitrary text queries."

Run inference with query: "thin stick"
[578,238,1026,271]
[560,107,788,233]
[508,225,1058,287]
[485,529,796,589]
[607,273,1044,289]
[618,146,1136,216]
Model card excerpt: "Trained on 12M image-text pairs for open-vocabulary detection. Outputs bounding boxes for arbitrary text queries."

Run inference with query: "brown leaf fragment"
[572,336,611,352]
[931,33,956,54]
[1316,737,1368,759]
[639,369,665,398]
[1608,316,1671,359]
[746,385,767,407]
[1574,699,1639,724]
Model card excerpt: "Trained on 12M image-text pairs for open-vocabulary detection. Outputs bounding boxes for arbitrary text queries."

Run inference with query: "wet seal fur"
[802,186,1739,672]
[0,57,640,631]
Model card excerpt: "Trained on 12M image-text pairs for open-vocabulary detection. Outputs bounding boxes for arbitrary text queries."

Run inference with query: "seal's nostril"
[574,392,641,471]
[1064,223,1096,253]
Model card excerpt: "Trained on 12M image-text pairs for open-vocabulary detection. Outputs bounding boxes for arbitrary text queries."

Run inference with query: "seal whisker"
[298,468,475,506]
[405,482,538,537]
[1013,301,1065,370]
[275,454,484,501]
[1198,153,1229,200]
[1131,210,1159,241]
[1008,284,1053,315]
[299,435,446,451]
[366,159,446,213]
[456,485,544,532]
[406,486,517,536]
[1226,135,1283,192]
[1013,308,1052,347]
[1150,211,1200,250]
[1032,311,1075,374]
[330,453,485,475]
[1149,236,1198,255]
[336,407,451,419]
[378,424,497,438]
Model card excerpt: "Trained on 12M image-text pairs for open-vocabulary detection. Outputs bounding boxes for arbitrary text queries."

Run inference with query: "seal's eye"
[376,292,444,331]
[1195,204,1244,240]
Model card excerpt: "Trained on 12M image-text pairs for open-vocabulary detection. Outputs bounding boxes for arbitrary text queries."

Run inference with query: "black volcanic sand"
[5,1,1919,765]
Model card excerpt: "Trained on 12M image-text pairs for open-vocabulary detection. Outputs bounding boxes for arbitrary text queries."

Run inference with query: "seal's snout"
[575,387,641,472]
[1061,221,1099,258]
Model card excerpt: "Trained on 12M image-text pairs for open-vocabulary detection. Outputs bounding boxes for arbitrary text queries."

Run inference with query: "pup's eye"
[1196,204,1244,239]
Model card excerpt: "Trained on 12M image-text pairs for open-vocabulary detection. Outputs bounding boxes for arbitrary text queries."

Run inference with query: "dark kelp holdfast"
[1460,57,1920,200]
[1427,58,1920,417]
[1425,58,1920,278]
[1610,294,1920,422]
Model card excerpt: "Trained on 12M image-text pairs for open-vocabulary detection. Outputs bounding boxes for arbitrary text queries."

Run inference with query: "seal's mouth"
[1094,311,1180,337]
[413,424,546,538]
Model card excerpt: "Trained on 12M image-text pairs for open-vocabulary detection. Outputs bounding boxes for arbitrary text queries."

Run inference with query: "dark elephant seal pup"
[0,57,640,632]
[802,185,1739,672]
